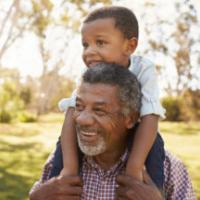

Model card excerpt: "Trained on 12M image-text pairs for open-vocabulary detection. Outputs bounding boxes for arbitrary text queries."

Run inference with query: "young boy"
[50,6,165,191]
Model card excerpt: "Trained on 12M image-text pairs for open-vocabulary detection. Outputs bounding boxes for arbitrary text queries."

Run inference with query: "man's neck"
[92,144,126,170]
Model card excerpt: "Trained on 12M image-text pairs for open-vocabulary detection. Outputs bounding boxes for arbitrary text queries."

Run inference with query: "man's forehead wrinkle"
[94,101,108,106]
[76,96,109,106]
[76,83,120,107]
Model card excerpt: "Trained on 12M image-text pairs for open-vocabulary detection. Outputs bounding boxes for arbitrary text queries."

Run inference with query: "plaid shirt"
[81,150,128,200]
[30,150,196,200]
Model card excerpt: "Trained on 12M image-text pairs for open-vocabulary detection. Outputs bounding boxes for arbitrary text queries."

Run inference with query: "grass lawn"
[0,113,199,200]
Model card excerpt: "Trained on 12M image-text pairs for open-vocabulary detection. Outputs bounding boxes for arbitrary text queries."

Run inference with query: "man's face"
[74,82,130,157]
[81,18,132,68]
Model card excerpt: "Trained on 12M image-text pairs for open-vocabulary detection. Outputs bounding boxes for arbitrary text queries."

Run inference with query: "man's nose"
[76,110,95,126]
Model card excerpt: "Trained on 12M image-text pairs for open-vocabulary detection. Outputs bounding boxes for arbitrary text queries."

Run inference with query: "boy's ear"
[125,37,138,55]
[125,112,139,129]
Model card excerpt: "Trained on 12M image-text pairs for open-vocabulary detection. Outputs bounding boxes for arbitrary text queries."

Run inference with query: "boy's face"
[81,18,136,68]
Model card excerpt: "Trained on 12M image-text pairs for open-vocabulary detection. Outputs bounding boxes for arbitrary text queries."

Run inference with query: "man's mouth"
[79,130,99,145]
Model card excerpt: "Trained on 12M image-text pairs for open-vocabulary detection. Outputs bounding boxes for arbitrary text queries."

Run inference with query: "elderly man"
[29,63,196,200]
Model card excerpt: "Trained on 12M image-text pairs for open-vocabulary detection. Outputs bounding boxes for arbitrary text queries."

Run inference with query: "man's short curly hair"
[83,6,139,39]
[82,63,141,116]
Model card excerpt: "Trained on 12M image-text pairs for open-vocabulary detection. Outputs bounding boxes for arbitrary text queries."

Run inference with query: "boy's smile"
[81,18,135,68]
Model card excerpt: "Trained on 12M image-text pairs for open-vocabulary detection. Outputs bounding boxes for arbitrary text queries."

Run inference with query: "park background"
[0,0,199,199]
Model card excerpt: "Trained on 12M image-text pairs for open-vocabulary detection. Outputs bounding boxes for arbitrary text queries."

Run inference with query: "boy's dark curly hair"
[84,6,139,39]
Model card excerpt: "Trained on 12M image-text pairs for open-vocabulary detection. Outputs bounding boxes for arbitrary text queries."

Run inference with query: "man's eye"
[75,103,84,111]
[94,108,106,116]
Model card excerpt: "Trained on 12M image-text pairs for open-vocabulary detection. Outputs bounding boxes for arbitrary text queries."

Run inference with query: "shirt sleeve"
[58,89,77,112]
[129,56,165,119]
[164,151,196,200]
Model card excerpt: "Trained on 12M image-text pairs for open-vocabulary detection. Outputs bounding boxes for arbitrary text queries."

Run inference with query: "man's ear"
[125,112,139,129]
[125,37,138,56]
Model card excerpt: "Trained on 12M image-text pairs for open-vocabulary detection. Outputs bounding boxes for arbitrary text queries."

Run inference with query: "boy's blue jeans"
[49,126,165,190]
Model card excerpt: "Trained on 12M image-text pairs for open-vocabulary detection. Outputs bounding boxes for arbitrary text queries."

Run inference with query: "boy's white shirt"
[58,55,166,119]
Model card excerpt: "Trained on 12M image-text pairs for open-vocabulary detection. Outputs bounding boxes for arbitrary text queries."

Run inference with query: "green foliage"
[181,89,200,120]
[162,96,183,121]
[0,110,12,123]
[0,80,25,123]
[20,87,32,105]
[162,90,200,121]
[17,111,37,123]
[49,78,75,111]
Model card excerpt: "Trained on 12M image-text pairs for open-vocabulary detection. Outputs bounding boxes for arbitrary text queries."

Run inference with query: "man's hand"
[116,171,163,200]
[29,175,83,200]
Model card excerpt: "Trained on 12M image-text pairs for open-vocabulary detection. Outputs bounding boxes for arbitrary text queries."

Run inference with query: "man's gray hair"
[82,63,141,116]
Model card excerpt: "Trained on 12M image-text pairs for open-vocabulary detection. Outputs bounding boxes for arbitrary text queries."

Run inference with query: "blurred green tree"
[0,80,25,122]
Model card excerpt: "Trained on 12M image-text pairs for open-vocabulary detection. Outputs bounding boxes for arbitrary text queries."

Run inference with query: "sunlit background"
[0,0,200,199]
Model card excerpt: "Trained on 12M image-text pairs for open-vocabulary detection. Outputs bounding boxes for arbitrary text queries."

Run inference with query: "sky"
[1,0,200,93]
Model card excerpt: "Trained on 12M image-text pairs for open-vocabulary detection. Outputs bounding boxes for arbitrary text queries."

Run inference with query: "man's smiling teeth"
[82,131,97,136]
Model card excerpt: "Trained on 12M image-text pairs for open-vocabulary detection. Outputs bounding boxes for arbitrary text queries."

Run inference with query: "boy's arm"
[60,107,78,176]
[127,57,164,180]
[126,114,159,179]
[130,56,165,119]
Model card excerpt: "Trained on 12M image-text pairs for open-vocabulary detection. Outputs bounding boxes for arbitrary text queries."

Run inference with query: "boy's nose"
[84,45,96,57]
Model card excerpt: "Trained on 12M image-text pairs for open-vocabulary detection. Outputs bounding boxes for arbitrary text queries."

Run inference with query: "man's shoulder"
[164,150,196,199]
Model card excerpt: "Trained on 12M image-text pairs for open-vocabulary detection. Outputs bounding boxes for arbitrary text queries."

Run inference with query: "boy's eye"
[82,42,88,49]
[96,40,106,47]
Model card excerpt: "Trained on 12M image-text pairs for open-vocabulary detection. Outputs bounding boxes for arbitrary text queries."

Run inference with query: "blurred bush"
[0,68,76,121]
[0,109,12,123]
[162,89,200,121]
[181,89,200,121]
[17,111,37,122]
[162,96,183,121]
[0,79,37,123]
[0,80,24,123]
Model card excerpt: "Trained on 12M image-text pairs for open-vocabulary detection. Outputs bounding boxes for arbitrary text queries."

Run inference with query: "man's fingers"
[116,186,126,197]
[56,195,81,200]
[116,175,135,186]
[52,176,83,197]
[57,185,82,196]
[142,170,154,186]
[57,175,83,186]
[116,186,134,198]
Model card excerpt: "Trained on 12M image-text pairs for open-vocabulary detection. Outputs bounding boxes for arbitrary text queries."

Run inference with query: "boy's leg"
[145,133,165,191]
[49,137,63,178]
[48,137,83,178]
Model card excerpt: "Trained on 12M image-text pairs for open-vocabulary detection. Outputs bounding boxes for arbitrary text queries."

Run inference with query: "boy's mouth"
[87,61,102,68]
